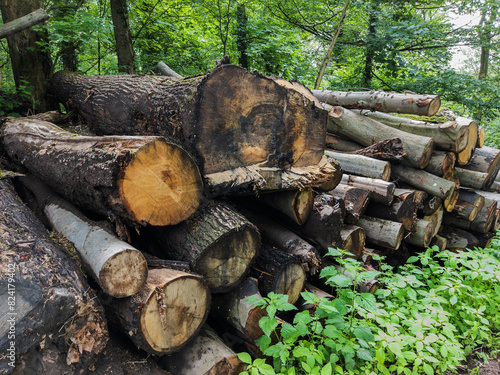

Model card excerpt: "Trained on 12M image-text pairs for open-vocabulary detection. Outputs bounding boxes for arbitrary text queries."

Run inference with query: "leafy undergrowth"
[238,233,500,375]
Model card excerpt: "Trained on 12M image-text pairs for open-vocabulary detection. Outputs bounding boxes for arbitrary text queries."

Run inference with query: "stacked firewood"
[1,64,499,374]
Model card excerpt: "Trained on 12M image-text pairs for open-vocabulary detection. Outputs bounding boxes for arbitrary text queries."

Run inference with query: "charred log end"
[417,138,435,169]
[99,249,148,298]
[140,269,210,354]
[194,225,260,293]
[118,138,203,226]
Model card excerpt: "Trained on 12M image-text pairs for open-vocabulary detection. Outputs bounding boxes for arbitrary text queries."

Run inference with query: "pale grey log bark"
[314,90,441,116]
[0,8,48,39]
[423,151,456,177]
[352,110,469,153]
[404,219,435,248]
[357,216,405,250]
[461,145,500,188]
[456,168,490,190]
[324,150,391,180]
[157,61,183,78]
[341,174,395,205]
[325,106,434,168]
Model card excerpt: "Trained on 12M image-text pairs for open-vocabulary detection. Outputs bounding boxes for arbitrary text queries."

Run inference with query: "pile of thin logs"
[1,64,499,374]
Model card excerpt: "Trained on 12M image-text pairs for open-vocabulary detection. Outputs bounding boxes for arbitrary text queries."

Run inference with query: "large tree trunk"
[314,90,441,116]
[21,175,148,298]
[325,106,434,169]
[143,201,260,293]
[107,268,210,355]
[110,0,135,73]
[1,118,203,226]
[48,65,328,175]
[0,0,58,112]
[0,179,108,373]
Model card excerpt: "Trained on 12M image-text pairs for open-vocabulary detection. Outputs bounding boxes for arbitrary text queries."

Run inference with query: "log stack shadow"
[1,65,499,374]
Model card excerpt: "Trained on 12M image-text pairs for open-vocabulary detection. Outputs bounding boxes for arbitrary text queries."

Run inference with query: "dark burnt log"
[439,226,480,251]
[0,179,108,373]
[1,118,202,226]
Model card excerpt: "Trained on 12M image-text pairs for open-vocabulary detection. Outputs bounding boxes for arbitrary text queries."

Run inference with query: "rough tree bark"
[110,0,135,73]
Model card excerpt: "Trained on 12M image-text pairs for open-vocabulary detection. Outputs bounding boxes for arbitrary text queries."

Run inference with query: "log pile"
[1,65,499,373]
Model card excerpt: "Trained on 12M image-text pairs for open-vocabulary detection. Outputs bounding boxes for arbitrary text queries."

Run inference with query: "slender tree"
[236,3,249,69]
[110,0,135,73]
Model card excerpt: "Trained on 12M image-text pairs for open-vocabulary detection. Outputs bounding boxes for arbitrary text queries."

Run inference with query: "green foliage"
[241,237,500,374]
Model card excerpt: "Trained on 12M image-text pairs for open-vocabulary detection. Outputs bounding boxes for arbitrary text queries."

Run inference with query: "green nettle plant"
[239,234,500,375]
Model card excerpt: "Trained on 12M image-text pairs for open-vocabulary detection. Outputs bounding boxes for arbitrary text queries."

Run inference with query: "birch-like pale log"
[313,90,441,116]
[21,176,147,298]
[392,164,458,212]
[324,150,391,180]
[352,110,469,153]
[325,106,434,168]
[341,174,395,205]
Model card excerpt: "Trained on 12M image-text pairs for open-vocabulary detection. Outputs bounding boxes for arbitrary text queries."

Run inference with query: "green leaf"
[258,363,276,375]
[357,348,373,361]
[354,325,375,342]
[259,316,278,336]
[423,363,434,375]
[407,256,419,263]
[328,274,353,288]
[237,352,253,364]
[355,293,378,312]
[321,362,332,375]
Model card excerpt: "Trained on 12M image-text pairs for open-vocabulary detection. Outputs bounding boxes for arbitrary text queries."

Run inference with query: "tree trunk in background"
[0,0,58,112]
[478,5,498,80]
[236,3,249,69]
[363,1,378,87]
[55,1,80,71]
[110,0,135,73]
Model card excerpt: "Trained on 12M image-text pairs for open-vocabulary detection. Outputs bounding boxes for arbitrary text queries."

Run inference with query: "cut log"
[395,188,428,210]
[364,189,418,232]
[462,146,500,188]
[142,253,191,272]
[298,283,334,312]
[237,207,321,274]
[327,183,370,223]
[1,118,202,226]
[477,126,485,148]
[160,325,246,375]
[420,195,443,216]
[404,219,435,248]
[326,135,405,162]
[143,201,260,293]
[325,133,362,152]
[423,151,456,177]
[316,157,344,192]
[490,180,500,193]
[391,164,458,212]
[326,106,434,168]
[352,110,468,153]
[156,61,183,78]
[340,225,366,259]
[313,90,441,116]
[0,179,108,372]
[251,244,306,304]
[108,268,210,355]
[455,168,490,190]
[456,117,478,166]
[253,188,314,225]
[471,198,498,234]
[430,235,448,251]
[423,204,444,238]
[204,155,341,197]
[476,190,500,206]
[21,175,148,298]
[324,150,391,180]
[439,226,480,251]
[210,277,267,341]
[49,66,328,175]
[341,174,395,205]
[0,8,49,39]
[451,189,485,222]
[357,216,405,250]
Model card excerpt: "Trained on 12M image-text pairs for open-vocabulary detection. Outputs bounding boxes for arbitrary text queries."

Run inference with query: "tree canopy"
[0,0,499,122]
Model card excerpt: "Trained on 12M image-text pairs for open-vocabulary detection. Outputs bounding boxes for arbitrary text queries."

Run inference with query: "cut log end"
[417,138,435,169]
[443,189,459,212]
[194,226,260,293]
[99,249,148,298]
[118,138,203,226]
[427,96,442,117]
[140,269,210,354]
[275,262,306,304]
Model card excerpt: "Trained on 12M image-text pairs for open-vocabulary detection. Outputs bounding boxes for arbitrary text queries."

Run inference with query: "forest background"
[0,0,499,145]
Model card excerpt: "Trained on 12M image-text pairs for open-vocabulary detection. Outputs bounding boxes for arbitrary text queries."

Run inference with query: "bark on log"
[156,62,183,78]
[340,225,366,260]
[430,235,448,251]
[204,155,341,197]
[404,219,435,248]
[471,198,498,234]
[324,150,391,180]
[477,126,485,148]
[313,90,441,116]
[210,277,267,341]
[251,244,306,304]
[392,164,458,212]
[1,118,202,226]
[49,66,328,175]
[161,325,246,375]
[108,268,210,355]
[395,188,428,210]
[423,204,444,238]
[352,110,468,153]
[420,194,443,216]
[237,207,321,274]
[365,189,418,232]
[0,179,108,373]
[439,226,479,251]
[451,189,485,222]
[455,168,490,190]
[357,216,405,250]
[326,106,434,168]
[143,201,260,293]
[423,151,456,177]
[0,9,49,39]
[253,188,314,225]
[462,146,500,188]
[326,135,405,162]
[456,117,478,166]
[21,175,148,298]
[328,184,370,224]
[341,174,395,205]
[325,133,363,152]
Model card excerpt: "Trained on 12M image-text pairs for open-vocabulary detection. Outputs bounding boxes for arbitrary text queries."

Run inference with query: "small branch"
[0,9,49,39]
